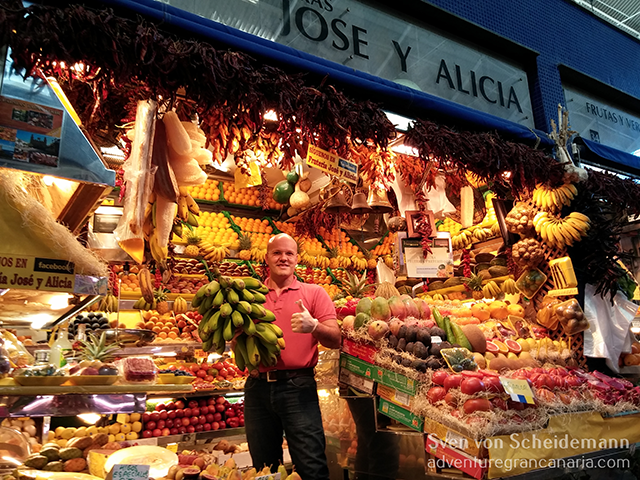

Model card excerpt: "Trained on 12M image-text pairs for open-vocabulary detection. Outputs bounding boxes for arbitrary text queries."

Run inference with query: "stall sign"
[160,0,534,127]
[0,254,75,292]
[306,144,358,183]
[0,96,63,168]
[402,237,453,278]
[499,377,535,404]
[564,86,640,154]
[110,464,149,480]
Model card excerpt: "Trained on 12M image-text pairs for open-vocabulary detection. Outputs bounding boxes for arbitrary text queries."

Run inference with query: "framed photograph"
[406,210,436,238]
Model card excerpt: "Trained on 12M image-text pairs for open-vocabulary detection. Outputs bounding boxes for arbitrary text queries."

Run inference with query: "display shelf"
[147,388,244,399]
[153,427,247,447]
[0,383,193,396]
[25,342,204,356]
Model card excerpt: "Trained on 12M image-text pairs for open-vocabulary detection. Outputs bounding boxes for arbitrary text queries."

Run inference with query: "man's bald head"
[267,233,298,253]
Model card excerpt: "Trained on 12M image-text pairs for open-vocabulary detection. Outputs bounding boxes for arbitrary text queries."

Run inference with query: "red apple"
[159,411,168,420]
[195,424,204,432]
[174,400,185,409]
[206,413,215,423]
[165,419,174,429]
[161,428,171,436]
[192,407,200,417]
[157,420,166,430]
[170,427,179,435]
[155,403,166,412]
[168,411,177,420]
[213,412,222,422]
[203,423,211,431]
[146,421,157,430]
[150,412,160,422]
[142,430,153,438]
[166,401,175,410]
[200,406,209,415]
[188,400,199,408]
[175,409,184,418]
[211,422,219,430]
[186,425,195,433]
[189,416,199,426]
[152,428,162,437]
[181,417,190,427]
[183,408,192,418]
[199,399,207,407]
[178,426,187,434]
[216,397,225,404]
[215,404,225,413]
[142,413,150,423]
[198,415,206,425]
[208,398,217,406]
[218,421,226,429]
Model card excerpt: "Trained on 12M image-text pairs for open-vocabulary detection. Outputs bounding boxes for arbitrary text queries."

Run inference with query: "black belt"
[257,368,315,382]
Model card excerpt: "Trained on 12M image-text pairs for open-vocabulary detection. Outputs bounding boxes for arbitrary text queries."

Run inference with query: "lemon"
[131,421,142,433]
[86,426,98,436]
[47,431,56,441]
[55,426,66,437]
[97,427,108,435]
[526,338,537,349]
[56,439,68,448]
[74,427,87,437]
[108,434,115,443]
[125,432,139,441]
[120,423,132,435]
[60,429,75,440]
[108,424,120,435]
[130,413,141,423]
[516,338,530,352]
[115,433,126,442]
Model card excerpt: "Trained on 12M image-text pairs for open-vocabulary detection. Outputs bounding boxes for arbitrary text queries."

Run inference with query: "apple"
[188,400,199,408]
[170,427,179,435]
[156,403,166,412]
[183,408,192,417]
[218,420,226,429]
[186,425,195,433]
[215,404,225,413]
[142,413,150,423]
[165,419,174,428]
[206,413,215,423]
[152,428,162,437]
[146,421,157,431]
[195,424,204,432]
[168,411,176,420]
[211,422,219,430]
[225,408,236,418]
[142,430,153,438]
[199,399,207,407]
[200,406,209,415]
[178,426,187,434]
[192,407,200,417]
[166,402,175,410]
[162,428,171,436]
[239,418,244,427]
[157,420,166,430]
[190,416,199,426]
[174,400,185,409]
[159,411,168,420]
[181,417,190,427]
[208,398,217,406]
[175,410,184,418]
[215,397,225,404]
[150,412,160,422]
[203,423,212,431]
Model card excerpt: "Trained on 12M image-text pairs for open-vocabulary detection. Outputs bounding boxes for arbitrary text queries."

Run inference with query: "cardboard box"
[342,337,378,363]
[423,416,487,458]
[377,397,424,432]
[339,367,376,394]
[425,435,487,480]
[376,383,414,410]
[339,353,418,395]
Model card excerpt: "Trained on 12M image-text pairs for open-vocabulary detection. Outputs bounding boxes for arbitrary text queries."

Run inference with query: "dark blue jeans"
[244,375,329,479]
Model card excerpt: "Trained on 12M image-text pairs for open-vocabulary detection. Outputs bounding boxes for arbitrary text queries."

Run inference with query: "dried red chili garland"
[414,191,433,257]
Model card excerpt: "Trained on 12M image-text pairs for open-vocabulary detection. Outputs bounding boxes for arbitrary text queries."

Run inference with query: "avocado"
[405,342,415,354]
[23,455,49,470]
[59,447,82,460]
[39,447,60,462]
[43,461,64,472]
[388,335,398,349]
[405,326,417,343]
[413,341,428,359]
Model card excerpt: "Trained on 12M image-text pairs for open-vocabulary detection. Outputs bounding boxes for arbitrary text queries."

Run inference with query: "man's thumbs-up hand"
[291,300,319,334]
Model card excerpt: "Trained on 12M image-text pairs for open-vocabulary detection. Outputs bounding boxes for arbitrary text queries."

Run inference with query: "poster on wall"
[402,236,454,278]
[0,96,63,167]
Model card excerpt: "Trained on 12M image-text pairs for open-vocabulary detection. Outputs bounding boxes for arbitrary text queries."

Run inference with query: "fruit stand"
[1,2,640,480]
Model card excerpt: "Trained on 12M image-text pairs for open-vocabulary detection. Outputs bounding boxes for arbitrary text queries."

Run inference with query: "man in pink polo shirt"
[244,233,340,479]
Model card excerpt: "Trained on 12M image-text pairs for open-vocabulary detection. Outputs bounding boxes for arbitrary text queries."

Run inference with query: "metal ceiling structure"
[570,0,640,39]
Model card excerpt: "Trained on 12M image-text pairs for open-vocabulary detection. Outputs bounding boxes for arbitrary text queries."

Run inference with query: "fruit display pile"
[23,432,111,474]
[164,358,246,389]
[142,395,244,437]
[135,310,201,342]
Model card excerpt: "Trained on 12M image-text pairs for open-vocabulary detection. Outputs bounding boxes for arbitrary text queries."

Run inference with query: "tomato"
[491,398,508,410]
[445,392,457,407]
[427,386,447,404]
[443,374,463,392]
[483,376,504,393]
[460,377,485,395]
[533,374,555,390]
[536,387,556,403]
[479,369,500,378]
[463,398,492,414]
[431,371,449,386]
[461,370,484,379]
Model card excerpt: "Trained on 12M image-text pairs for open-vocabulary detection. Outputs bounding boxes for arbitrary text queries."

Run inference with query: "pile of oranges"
[187,179,221,202]
[371,232,395,256]
[119,272,140,293]
[319,227,360,256]
[231,216,274,249]
[222,181,284,210]
[193,212,239,246]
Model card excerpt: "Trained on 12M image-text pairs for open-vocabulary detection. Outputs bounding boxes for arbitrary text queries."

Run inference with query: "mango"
[387,296,407,319]
[356,297,372,316]
[370,296,391,321]
[354,313,370,330]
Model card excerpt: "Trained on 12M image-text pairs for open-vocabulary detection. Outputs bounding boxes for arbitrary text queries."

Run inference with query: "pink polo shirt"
[261,278,336,371]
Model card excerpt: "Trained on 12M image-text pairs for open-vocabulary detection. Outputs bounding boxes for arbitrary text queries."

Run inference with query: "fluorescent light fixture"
[77,413,101,425]
[48,294,71,311]
[100,145,126,160]
[30,314,51,330]
[383,111,414,132]
[95,205,123,216]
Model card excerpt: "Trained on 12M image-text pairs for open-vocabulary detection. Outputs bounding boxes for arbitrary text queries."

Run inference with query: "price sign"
[194,349,207,358]
[306,144,358,184]
[500,377,535,404]
[110,464,149,480]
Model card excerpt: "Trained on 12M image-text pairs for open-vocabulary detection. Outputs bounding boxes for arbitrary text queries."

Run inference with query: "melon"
[356,297,372,316]
[461,325,487,353]
[388,296,407,319]
[370,297,391,321]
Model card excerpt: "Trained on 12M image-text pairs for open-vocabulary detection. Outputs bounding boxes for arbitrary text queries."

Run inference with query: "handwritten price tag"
[110,464,149,480]
[499,377,535,404]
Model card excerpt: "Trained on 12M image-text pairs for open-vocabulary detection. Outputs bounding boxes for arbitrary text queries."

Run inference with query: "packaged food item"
[554,298,589,336]
[441,348,477,372]
[535,295,562,330]
[0,330,33,367]
[117,357,157,384]
[515,268,547,299]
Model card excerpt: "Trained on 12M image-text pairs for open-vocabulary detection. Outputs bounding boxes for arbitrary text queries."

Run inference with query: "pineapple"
[464,274,484,300]
[154,288,170,315]
[328,247,339,269]
[238,233,253,261]
[341,271,373,298]
[79,332,119,364]
[184,232,201,257]
[363,249,377,270]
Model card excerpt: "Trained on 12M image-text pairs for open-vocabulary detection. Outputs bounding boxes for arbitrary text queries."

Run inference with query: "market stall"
[1,1,640,480]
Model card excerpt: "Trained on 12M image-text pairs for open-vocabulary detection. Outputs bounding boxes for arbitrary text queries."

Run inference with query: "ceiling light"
[263,110,278,121]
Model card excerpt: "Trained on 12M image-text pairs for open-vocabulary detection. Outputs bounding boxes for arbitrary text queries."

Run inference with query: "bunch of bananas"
[192,276,285,371]
[482,280,501,299]
[199,240,231,262]
[451,229,474,250]
[300,252,331,269]
[501,278,518,295]
[350,255,368,271]
[176,186,200,227]
[532,183,578,211]
[132,296,156,310]
[173,296,188,314]
[533,211,590,249]
[472,227,494,243]
[250,247,267,262]
[99,294,118,313]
